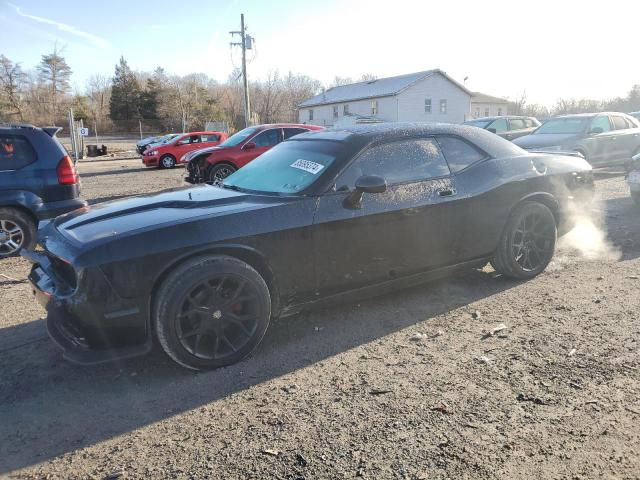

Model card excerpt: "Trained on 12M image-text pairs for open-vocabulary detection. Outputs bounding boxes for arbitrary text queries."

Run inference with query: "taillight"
[57,155,79,185]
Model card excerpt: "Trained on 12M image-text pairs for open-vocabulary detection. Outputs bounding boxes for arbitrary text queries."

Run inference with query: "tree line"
[1,47,639,134]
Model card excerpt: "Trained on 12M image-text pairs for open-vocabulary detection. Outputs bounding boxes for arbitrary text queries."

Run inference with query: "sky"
[1,0,639,107]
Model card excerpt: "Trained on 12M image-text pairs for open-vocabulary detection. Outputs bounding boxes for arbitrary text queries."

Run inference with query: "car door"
[312,137,459,297]
[506,118,527,140]
[239,128,282,166]
[611,115,640,164]
[487,118,509,139]
[585,115,615,166]
[174,134,198,156]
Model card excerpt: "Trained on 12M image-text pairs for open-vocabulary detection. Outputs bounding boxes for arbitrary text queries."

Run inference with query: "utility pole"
[231,14,252,127]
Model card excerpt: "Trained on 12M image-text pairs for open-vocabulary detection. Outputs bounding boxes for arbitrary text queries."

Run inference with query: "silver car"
[627,152,640,205]
[513,112,640,167]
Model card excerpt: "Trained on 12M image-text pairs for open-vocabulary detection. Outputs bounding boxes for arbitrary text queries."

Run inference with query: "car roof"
[553,112,633,119]
[466,116,533,122]
[291,122,524,159]
[180,131,226,135]
[251,123,324,130]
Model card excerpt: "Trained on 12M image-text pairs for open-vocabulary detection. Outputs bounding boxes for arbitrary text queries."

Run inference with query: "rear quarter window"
[0,134,37,170]
[436,136,488,173]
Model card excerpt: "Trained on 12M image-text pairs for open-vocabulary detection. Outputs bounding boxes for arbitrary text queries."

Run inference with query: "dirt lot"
[1,159,639,479]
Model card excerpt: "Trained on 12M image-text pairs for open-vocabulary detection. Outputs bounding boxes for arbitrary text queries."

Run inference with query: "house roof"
[299,69,471,108]
[471,92,509,104]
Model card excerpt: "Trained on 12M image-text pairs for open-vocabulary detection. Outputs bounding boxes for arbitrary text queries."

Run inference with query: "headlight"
[148,150,158,156]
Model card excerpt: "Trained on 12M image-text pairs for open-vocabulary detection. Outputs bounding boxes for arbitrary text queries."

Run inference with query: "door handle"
[438,189,455,197]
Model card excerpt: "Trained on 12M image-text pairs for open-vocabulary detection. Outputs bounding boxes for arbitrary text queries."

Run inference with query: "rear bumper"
[24,252,152,365]
[35,197,87,220]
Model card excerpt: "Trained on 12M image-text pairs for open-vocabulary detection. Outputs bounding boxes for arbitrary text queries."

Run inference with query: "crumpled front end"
[22,247,152,364]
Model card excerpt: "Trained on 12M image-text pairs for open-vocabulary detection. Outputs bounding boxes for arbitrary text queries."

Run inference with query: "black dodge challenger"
[24,123,594,370]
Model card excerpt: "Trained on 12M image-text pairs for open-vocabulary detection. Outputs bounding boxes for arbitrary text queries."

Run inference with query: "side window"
[590,116,611,133]
[440,99,447,114]
[612,116,629,130]
[335,138,450,190]
[437,136,487,173]
[201,134,220,142]
[252,129,280,147]
[177,136,191,145]
[343,104,350,115]
[488,118,509,133]
[425,98,432,114]
[509,118,526,130]
[308,109,314,121]
[0,134,37,170]
[190,135,201,144]
[283,128,308,140]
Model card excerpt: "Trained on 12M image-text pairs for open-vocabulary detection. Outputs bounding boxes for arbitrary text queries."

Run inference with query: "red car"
[184,123,323,184]
[142,131,227,168]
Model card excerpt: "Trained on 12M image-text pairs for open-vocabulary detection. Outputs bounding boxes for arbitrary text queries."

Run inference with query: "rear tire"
[492,201,557,279]
[155,255,271,370]
[207,163,237,184]
[0,208,36,258]
[160,155,176,169]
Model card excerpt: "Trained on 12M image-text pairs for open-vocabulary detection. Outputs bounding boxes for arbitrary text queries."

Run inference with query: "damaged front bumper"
[23,250,152,365]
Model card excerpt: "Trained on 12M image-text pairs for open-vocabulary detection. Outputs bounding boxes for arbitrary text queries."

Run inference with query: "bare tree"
[37,45,72,125]
[85,74,111,131]
[0,55,27,121]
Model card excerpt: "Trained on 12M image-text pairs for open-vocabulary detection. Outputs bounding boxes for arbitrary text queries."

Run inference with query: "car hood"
[513,133,582,149]
[50,185,286,247]
[184,145,223,161]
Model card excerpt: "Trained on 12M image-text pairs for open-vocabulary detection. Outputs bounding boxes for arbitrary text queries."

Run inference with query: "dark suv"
[0,124,86,257]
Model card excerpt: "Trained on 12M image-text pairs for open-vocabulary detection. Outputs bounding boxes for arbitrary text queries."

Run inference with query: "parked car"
[136,133,179,155]
[513,112,640,167]
[627,151,640,204]
[142,131,227,168]
[185,123,323,184]
[24,123,594,370]
[464,116,540,140]
[0,124,86,257]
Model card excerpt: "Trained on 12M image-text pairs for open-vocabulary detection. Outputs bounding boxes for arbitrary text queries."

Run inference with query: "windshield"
[464,119,492,128]
[223,140,341,193]
[218,127,259,147]
[534,117,590,134]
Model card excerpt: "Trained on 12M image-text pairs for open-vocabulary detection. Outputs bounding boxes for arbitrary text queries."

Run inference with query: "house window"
[333,105,338,119]
[371,100,378,115]
[343,104,350,115]
[425,98,432,114]
[498,107,502,116]
[309,109,314,121]
[440,99,447,114]
[485,108,490,117]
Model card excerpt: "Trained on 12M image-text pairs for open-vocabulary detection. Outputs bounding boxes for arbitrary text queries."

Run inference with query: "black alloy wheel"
[155,255,271,370]
[492,201,557,279]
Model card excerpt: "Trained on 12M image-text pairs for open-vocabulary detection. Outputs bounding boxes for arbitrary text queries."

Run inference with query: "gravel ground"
[0,160,639,479]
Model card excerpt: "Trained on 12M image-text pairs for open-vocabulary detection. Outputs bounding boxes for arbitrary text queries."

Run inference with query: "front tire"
[491,202,557,279]
[0,208,36,258]
[155,255,271,370]
[160,154,176,169]
[207,163,237,184]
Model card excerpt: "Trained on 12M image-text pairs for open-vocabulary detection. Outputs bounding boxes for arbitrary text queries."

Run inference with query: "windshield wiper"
[220,183,242,191]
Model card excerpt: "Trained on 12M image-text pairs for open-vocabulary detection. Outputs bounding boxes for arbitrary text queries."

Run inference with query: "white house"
[298,69,472,127]
[470,92,510,119]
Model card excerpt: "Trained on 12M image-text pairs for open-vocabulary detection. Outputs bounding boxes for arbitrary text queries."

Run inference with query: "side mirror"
[588,127,604,135]
[344,175,387,209]
[242,142,256,151]
[487,128,497,134]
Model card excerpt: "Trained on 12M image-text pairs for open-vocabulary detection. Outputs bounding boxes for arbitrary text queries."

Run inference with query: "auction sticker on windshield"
[290,159,324,174]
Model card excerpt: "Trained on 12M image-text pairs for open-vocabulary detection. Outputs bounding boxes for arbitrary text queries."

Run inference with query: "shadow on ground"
[0,269,515,474]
